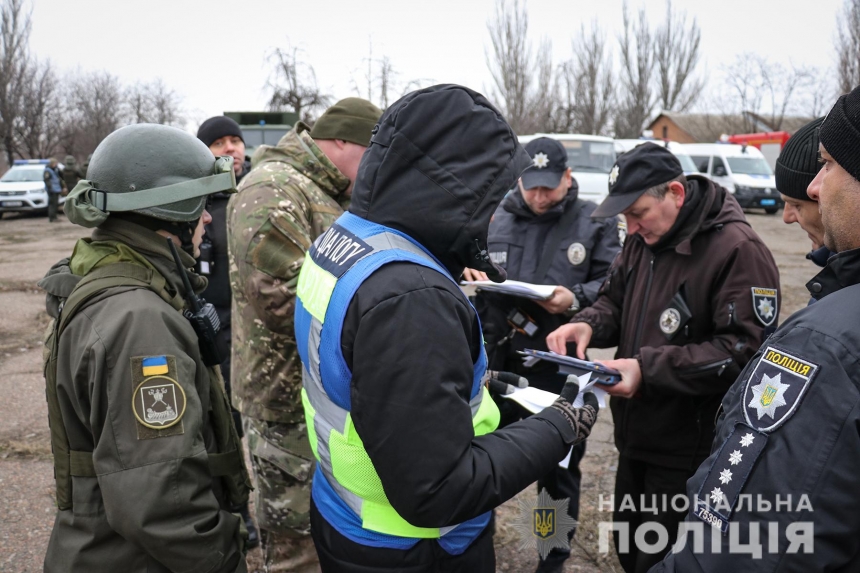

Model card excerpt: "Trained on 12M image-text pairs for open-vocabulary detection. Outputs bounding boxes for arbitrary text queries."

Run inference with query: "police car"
[0,159,64,218]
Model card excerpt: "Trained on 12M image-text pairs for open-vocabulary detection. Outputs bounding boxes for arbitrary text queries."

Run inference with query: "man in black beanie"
[652,86,860,572]
[195,115,259,548]
[775,117,832,271]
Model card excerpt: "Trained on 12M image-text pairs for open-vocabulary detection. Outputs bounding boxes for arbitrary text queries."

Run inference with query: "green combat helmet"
[65,123,236,253]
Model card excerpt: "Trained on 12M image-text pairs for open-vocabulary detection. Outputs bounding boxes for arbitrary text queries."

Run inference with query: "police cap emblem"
[567,242,586,266]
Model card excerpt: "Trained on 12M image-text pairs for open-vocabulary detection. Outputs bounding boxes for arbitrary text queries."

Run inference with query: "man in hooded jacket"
[294,85,601,572]
[547,143,780,572]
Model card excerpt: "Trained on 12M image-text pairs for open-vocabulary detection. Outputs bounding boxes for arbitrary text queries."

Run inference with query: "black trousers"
[612,455,691,573]
[310,500,496,572]
[47,192,59,221]
[496,369,585,563]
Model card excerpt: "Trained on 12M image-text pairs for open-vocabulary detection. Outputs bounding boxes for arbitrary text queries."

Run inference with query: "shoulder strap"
[535,200,584,282]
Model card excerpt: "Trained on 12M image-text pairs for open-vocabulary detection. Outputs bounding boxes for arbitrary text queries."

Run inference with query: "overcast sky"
[28,0,844,131]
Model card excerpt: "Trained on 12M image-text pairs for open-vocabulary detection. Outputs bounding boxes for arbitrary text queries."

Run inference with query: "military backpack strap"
[46,263,183,510]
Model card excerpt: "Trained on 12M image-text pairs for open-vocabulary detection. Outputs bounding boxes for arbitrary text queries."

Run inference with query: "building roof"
[650,111,814,143]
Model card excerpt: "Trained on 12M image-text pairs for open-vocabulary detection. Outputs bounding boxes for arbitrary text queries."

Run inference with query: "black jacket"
[316,85,580,568]
[575,178,780,469]
[653,247,860,573]
[477,188,621,380]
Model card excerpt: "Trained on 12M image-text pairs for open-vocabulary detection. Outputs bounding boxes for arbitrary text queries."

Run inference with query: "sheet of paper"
[501,372,607,414]
[461,279,557,301]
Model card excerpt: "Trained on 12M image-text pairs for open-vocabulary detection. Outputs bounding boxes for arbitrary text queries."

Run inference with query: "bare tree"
[266,45,332,124]
[485,0,555,134]
[722,54,812,131]
[0,0,31,166]
[654,0,703,112]
[14,59,63,158]
[63,71,124,157]
[350,40,425,110]
[614,2,656,138]
[125,79,183,126]
[561,22,614,135]
[836,0,860,94]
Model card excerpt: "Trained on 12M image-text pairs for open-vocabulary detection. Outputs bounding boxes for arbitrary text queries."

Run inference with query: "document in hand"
[461,279,557,300]
[501,373,605,469]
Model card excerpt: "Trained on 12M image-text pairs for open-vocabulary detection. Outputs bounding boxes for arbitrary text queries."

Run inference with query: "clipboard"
[518,349,622,385]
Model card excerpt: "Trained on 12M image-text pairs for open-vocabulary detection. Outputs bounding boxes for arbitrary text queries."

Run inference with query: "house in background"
[648,112,813,144]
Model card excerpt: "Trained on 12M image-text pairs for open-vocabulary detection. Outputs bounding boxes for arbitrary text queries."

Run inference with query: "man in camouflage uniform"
[62,154,83,192]
[227,98,382,572]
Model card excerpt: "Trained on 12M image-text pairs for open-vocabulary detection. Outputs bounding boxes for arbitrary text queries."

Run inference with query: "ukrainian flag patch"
[142,356,169,376]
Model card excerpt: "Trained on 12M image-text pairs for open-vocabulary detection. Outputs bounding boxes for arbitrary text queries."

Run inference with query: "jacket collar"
[253,123,350,201]
[89,217,206,298]
[502,186,579,222]
[807,246,860,300]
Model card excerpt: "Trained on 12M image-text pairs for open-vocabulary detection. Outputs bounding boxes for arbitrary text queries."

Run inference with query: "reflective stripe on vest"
[295,212,500,553]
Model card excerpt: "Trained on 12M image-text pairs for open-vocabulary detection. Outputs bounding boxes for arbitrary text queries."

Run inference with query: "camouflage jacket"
[227,123,350,423]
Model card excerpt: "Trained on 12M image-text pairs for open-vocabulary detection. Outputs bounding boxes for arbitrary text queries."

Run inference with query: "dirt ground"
[0,208,818,572]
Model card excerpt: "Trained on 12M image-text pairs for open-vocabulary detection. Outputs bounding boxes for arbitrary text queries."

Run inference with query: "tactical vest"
[294,211,500,554]
[43,262,252,510]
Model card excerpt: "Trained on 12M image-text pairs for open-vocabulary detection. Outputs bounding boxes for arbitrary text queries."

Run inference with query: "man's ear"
[669,180,686,208]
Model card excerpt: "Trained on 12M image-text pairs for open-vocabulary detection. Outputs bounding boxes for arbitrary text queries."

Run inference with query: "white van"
[682,143,782,214]
[519,133,616,204]
[614,139,699,176]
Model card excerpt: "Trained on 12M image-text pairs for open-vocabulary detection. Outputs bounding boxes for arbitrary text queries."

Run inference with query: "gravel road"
[0,209,818,572]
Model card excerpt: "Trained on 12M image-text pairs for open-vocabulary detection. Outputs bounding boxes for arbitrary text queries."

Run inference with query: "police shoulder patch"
[742,346,818,433]
[130,355,186,439]
[751,287,778,326]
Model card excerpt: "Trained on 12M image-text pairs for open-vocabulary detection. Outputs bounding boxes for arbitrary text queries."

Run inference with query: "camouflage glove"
[547,375,599,445]
[483,370,528,396]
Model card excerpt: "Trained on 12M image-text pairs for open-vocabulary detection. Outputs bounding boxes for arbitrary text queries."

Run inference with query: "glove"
[484,370,528,396]
[547,375,599,445]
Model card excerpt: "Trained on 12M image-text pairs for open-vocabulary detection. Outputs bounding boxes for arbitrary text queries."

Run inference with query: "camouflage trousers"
[245,417,320,573]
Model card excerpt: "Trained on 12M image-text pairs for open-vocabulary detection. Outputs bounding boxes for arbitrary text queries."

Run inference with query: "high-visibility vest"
[294,211,500,554]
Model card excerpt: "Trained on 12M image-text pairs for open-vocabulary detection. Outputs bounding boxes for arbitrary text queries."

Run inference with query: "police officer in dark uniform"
[464,137,622,573]
[651,86,860,572]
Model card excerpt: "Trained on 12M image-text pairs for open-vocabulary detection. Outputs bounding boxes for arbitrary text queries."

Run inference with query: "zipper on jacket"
[631,257,655,351]
[679,357,734,378]
[727,301,736,326]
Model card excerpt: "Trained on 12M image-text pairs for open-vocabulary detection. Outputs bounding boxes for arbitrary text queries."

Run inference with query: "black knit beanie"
[820,85,860,182]
[775,117,823,201]
[196,116,244,147]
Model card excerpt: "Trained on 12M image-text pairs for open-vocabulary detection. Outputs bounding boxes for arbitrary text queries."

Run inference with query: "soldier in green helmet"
[40,123,252,573]
[62,154,83,192]
[227,97,382,572]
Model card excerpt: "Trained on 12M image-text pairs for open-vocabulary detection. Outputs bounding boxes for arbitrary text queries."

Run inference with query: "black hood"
[349,84,532,281]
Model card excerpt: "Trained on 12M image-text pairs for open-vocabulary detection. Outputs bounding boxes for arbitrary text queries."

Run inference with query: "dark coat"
[315,85,581,570]
[652,247,860,573]
[477,188,622,382]
[574,176,780,469]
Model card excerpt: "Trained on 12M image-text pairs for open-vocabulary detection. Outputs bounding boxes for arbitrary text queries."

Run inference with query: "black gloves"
[548,375,599,445]
[484,370,529,396]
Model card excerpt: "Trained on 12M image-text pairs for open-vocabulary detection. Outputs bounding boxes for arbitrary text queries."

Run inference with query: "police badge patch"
[742,346,818,433]
[659,308,681,335]
[751,287,778,326]
[567,243,586,266]
[130,355,186,439]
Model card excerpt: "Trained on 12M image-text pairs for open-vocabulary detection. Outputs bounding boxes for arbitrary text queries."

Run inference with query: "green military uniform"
[42,124,251,573]
[41,218,250,573]
[62,155,83,192]
[227,123,350,571]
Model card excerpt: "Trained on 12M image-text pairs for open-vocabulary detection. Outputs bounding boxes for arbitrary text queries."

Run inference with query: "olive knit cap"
[775,117,823,202]
[310,97,383,147]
